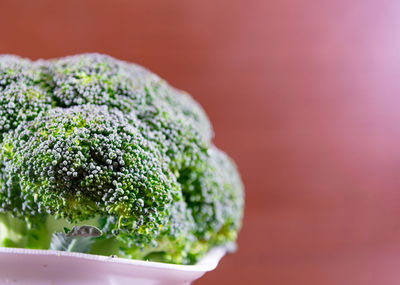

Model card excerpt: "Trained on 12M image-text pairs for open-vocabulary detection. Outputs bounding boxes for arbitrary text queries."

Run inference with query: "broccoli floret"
[179,147,244,243]
[0,55,35,89]
[0,54,244,264]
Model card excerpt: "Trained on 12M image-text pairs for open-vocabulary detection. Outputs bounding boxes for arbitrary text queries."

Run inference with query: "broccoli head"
[0,54,244,264]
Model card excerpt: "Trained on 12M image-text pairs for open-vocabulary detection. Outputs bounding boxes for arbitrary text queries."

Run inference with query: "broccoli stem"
[0,213,103,250]
[0,213,27,248]
[0,213,51,249]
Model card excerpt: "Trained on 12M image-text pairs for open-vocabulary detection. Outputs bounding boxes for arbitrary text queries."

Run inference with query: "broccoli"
[0,54,244,264]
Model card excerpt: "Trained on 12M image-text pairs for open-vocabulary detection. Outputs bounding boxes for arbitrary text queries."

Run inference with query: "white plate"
[0,247,226,285]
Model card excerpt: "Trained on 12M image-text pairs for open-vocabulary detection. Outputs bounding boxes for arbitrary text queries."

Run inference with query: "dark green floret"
[0,54,244,264]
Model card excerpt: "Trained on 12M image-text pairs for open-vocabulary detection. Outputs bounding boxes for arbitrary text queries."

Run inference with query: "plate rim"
[0,246,226,272]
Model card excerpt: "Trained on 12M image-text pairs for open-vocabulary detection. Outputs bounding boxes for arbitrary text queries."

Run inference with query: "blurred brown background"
[1,0,400,284]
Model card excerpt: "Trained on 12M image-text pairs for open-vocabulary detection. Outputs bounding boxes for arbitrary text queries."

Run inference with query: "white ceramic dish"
[0,247,226,285]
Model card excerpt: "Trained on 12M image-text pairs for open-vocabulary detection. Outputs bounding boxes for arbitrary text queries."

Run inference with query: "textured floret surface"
[0,54,244,264]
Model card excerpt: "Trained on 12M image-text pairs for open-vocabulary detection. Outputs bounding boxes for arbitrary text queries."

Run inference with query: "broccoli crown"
[0,54,244,264]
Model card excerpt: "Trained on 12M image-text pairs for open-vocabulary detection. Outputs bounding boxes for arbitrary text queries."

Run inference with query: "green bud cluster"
[0,54,244,264]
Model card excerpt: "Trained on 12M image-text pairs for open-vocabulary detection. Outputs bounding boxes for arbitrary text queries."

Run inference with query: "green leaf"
[49,232,94,253]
